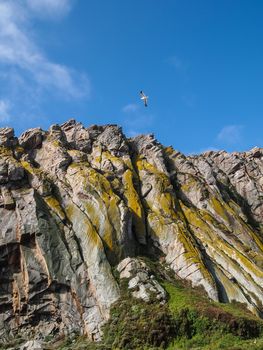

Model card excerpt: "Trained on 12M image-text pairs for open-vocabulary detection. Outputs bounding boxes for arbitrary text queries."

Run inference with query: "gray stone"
[0,128,18,149]
[19,340,43,350]
[19,128,44,150]
[0,119,262,345]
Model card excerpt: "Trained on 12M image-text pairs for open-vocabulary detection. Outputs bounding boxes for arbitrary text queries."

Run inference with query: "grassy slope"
[164,281,263,350]
[52,260,263,350]
[2,260,259,350]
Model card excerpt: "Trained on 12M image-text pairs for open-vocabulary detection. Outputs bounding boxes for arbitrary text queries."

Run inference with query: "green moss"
[167,333,263,350]
[101,279,174,350]
[163,280,212,315]
[164,279,263,349]
[54,259,263,350]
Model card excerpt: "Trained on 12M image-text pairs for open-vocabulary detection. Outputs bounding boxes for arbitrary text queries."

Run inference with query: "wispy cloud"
[0,0,89,99]
[0,0,89,125]
[189,125,244,154]
[122,103,139,113]
[217,125,243,144]
[0,99,11,122]
[122,105,155,137]
[26,0,73,19]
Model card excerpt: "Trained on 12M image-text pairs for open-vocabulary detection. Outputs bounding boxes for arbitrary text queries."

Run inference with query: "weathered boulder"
[61,119,92,153]
[19,340,43,350]
[19,128,44,150]
[0,127,17,148]
[0,159,8,184]
[117,257,167,303]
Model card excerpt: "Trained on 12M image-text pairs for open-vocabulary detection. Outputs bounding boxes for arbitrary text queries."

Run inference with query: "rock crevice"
[0,121,262,341]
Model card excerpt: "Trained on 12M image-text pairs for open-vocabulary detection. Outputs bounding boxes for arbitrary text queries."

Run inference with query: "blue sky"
[0,0,262,154]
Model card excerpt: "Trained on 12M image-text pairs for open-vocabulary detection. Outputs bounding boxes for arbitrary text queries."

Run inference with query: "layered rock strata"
[0,120,262,341]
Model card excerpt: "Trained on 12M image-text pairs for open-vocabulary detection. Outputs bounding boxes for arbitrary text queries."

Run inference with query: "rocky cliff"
[0,119,262,344]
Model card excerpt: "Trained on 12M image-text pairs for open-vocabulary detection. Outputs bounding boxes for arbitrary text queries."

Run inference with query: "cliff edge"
[0,119,262,345]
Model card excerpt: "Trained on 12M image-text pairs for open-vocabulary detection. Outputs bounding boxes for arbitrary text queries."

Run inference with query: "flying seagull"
[140,91,148,107]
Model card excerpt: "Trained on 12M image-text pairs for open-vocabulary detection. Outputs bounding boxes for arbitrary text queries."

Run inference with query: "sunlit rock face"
[0,120,262,341]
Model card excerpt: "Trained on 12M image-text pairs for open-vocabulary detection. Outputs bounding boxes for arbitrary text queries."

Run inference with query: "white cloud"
[123,113,154,138]
[0,100,11,122]
[121,100,154,136]
[217,125,243,144]
[28,59,89,99]
[26,0,72,19]
[0,0,89,123]
[122,103,139,113]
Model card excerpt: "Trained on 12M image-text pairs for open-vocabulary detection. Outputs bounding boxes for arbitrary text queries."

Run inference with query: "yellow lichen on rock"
[1,120,263,342]
[122,169,146,244]
[181,203,263,312]
[20,160,42,176]
[134,153,218,299]
[44,196,66,221]
[65,203,102,250]
[66,162,123,255]
[0,145,13,157]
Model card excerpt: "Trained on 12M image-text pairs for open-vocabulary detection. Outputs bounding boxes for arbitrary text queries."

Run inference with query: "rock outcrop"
[117,257,167,303]
[0,119,262,342]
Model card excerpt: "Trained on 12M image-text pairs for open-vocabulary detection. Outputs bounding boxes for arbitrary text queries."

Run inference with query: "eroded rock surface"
[0,120,262,342]
[117,257,167,303]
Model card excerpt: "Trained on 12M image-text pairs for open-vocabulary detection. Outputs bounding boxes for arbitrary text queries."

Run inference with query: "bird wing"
[140,91,146,98]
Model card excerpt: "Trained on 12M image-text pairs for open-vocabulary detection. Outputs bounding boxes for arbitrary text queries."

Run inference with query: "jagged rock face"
[0,120,262,341]
[117,257,167,303]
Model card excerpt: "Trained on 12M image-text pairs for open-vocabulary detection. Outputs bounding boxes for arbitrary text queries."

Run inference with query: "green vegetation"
[101,281,173,349]
[0,335,25,350]
[45,261,263,349]
[167,334,263,350]
[164,280,263,349]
